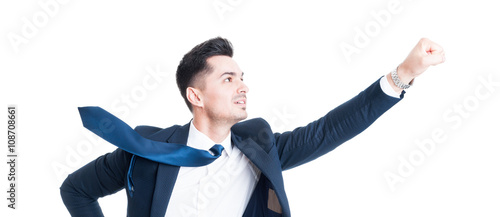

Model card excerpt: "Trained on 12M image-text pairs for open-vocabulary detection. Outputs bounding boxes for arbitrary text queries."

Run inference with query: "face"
[193,55,249,125]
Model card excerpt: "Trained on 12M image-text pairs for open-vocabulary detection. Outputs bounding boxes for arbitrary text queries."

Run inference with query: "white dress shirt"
[165,76,398,217]
[380,74,402,98]
[164,122,261,217]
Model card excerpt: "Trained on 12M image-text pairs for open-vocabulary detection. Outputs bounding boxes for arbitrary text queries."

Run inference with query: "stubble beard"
[206,106,247,127]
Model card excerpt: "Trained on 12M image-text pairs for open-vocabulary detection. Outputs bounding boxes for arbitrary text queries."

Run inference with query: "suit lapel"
[231,121,282,183]
[149,123,190,217]
[232,134,274,178]
[232,122,290,217]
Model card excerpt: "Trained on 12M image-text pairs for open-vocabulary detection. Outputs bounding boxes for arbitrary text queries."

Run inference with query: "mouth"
[234,99,246,105]
[234,95,247,106]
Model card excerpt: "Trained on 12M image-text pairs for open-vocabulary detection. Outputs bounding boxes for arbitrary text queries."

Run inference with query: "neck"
[192,116,233,144]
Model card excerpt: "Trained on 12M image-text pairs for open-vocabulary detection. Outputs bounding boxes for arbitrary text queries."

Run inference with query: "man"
[60,37,445,217]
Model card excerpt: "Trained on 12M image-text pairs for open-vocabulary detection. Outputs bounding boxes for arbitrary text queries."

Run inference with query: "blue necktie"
[77,106,224,167]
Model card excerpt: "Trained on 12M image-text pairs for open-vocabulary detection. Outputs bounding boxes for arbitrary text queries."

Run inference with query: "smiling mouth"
[234,95,247,105]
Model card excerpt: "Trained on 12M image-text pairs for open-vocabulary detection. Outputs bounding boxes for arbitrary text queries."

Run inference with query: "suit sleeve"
[60,148,132,217]
[274,77,402,170]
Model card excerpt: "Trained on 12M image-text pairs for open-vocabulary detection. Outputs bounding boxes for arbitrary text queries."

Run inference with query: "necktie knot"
[209,144,224,156]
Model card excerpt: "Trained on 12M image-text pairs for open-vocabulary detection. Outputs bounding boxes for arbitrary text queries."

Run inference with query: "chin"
[235,112,248,122]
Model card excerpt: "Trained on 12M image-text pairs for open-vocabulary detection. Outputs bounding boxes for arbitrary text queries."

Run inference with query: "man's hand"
[388,38,446,93]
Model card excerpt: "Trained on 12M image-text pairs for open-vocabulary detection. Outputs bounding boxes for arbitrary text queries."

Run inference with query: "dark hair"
[176,37,234,112]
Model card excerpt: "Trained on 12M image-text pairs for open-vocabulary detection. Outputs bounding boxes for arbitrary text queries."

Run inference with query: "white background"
[1,0,499,216]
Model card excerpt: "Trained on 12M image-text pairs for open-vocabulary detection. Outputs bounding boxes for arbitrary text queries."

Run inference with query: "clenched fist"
[388,38,446,92]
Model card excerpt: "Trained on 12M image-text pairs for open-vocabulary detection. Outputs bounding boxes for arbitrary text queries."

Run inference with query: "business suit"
[60,78,402,217]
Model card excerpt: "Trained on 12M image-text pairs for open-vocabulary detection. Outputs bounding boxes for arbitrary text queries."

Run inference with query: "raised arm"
[275,78,400,170]
[275,38,445,170]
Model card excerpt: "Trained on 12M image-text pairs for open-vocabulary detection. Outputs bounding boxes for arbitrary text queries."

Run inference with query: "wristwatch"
[391,67,413,89]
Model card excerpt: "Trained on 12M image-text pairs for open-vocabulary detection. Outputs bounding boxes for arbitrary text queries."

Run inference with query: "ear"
[186,87,203,109]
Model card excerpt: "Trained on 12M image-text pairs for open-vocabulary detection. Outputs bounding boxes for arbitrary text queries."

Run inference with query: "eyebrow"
[219,72,244,78]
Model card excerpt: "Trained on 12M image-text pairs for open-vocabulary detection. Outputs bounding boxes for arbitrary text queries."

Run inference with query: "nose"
[238,80,249,94]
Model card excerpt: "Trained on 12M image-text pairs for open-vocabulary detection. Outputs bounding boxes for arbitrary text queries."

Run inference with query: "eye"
[224,77,232,82]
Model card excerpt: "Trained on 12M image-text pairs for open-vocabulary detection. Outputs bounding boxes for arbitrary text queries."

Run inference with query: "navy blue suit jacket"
[60,78,402,217]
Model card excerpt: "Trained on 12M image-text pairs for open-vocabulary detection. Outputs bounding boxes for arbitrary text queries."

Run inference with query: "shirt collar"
[187,121,233,157]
